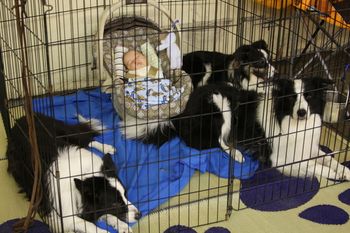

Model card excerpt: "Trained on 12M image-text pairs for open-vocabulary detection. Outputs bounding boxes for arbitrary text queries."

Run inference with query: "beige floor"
[1,114,350,233]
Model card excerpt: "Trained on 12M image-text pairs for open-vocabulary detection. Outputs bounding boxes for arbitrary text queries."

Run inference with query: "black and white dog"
[172,84,271,164]
[7,113,141,233]
[263,77,350,179]
[182,40,276,92]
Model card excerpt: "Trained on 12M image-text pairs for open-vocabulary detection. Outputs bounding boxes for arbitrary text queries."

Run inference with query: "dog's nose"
[135,212,142,220]
[297,109,307,118]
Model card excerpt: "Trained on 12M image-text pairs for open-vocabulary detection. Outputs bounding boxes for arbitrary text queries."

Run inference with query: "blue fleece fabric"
[33,88,259,232]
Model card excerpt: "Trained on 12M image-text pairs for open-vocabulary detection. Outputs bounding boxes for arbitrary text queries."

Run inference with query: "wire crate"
[1,0,349,233]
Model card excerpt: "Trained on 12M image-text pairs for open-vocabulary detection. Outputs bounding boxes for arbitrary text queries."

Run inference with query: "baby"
[115,46,184,110]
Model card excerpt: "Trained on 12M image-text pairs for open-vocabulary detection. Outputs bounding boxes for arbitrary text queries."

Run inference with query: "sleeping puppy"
[182,40,276,92]
[263,77,350,180]
[7,113,141,233]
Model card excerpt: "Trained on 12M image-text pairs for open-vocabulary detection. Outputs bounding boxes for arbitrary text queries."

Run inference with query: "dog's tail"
[77,114,105,131]
[141,121,177,147]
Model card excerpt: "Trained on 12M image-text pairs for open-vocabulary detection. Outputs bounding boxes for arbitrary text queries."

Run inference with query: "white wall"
[1,0,348,99]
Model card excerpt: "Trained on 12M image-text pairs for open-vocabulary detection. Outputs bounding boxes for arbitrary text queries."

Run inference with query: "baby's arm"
[114,46,128,79]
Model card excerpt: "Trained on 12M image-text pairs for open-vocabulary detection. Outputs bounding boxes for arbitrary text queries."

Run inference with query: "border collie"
[262,77,350,180]
[7,113,141,233]
[172,84,272,164]
[182,40,276,92]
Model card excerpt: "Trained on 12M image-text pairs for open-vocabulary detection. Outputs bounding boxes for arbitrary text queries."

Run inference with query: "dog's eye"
[287,95,297,103]
[303,92,312,100]
[258,59,266,66]
[257,59,267,68]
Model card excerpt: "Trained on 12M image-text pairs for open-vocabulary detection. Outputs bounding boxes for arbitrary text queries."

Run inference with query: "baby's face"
[123,51,147,70]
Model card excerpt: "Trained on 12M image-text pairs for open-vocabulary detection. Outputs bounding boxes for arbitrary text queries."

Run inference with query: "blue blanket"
[33,89,259,232]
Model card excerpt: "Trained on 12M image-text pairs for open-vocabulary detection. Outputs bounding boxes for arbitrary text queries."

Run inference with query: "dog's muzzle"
[135,211,142,220]
[252,68,268,80]
[297,109,307,120]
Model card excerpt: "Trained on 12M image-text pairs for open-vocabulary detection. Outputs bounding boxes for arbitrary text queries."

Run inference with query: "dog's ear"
[74,178,84,193]
[101,153,118,178]
[233,48,248,63]
[74,178,95,199]
[252,40,268,51]
[318,78,334,88]
[302,77,334,89]
[271,75,293,92]
[232,59,241,69]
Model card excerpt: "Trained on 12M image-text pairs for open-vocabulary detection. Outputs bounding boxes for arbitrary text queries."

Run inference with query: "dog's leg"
[77,114,105,131]
[212,93,244,163]
[220,143,244,163]
[317,152,350,180]
[63,216,106,233]
[197,63,212,87]
[89,141,116,154]
[99,214,132,233]
[306,159,342,180]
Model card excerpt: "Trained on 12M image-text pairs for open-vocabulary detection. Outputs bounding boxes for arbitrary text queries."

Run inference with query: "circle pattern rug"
[240,168,320,211]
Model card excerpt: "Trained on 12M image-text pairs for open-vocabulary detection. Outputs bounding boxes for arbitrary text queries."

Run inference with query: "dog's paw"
[103,144,116,155]
[231,149,245,163]
[77,114,105,131]
[343,167,350,180]
[97,229,108,233]
[115,222,132,233]
[324,168,341,181]
[337,166,350,181]
[334,171,344,181]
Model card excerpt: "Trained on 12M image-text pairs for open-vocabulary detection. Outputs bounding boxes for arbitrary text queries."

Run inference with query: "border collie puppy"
[182,40,276,92]
[7,113,141,233]
[260,77,350,180]
[172,84,272,164]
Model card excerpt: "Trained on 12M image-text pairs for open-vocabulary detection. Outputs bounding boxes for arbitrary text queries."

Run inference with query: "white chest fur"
[271,114,322,167]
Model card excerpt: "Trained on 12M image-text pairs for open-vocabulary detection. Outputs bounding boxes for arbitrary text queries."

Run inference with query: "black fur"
[141,124,177,147]
[74,176,129,223]
[173,84,239,150]
[182,40,271,88]
[182,51,236,87]
[172,84,272,165]
[101,153,119,178]
[272,77,333,124]
[272,78,298,124]
[236,89,272,166]
[302,77,333,115]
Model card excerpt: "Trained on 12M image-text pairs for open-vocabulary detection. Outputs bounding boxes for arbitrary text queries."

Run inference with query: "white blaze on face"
[258,49,275,78]
[293,79,309,120]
